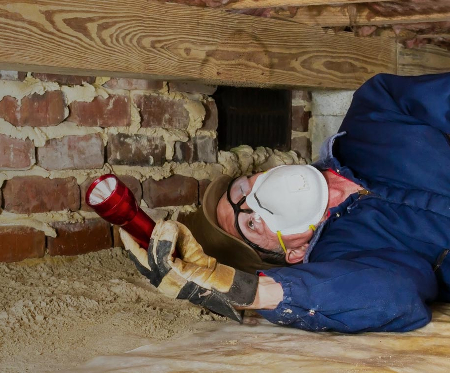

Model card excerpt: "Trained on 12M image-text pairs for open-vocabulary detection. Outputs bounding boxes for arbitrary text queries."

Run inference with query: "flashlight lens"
[89,177,118,205]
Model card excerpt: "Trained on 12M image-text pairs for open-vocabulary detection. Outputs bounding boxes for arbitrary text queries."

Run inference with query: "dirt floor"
[3,247,450,373]
[0,248,226,373]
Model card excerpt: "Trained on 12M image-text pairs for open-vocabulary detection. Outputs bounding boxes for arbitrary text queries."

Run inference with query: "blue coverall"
[259,73,450,332]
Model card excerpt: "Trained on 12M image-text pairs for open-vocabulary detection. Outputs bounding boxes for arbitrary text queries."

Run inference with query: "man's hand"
[120,220,259,322]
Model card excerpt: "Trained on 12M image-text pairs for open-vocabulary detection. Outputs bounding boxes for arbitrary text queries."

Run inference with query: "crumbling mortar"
[291,130,310,139]
[0,210,98,238]
[292,100,311,111]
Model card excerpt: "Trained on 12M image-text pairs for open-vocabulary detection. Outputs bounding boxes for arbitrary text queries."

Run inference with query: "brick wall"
[0,71,312,262]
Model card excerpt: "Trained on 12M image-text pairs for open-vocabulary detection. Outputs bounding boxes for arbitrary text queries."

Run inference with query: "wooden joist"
[0,0,397,90]
[275,5,450,27]
[398,44,450,76]
[224,0,390,10]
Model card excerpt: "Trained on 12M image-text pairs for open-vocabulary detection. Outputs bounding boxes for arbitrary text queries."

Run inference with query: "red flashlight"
[85,174,155,249]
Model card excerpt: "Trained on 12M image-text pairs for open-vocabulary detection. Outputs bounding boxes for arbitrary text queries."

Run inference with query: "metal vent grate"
[213,87,292,151]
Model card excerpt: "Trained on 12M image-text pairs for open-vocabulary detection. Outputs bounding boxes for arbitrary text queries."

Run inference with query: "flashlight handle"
[121,207,156,249]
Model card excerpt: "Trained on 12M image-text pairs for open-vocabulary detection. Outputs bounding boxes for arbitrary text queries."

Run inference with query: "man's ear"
[286,245,307,264]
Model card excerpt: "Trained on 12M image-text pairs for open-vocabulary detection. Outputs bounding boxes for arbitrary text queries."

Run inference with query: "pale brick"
[143,175,198,208]
[0,226,45,262]
[103,78,163,90]
[69,95,131,127]
[48,219,112,256]
[107,134,166,166]
[38,134,104,170]
[292,90,311,103]
[0,134,35,170]
[134,94,190,129]
[0,71,19,81]
[2,176,80,213]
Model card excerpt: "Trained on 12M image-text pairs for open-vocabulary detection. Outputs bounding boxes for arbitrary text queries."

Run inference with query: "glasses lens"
[229,176,252,204]
[238,209,265,238]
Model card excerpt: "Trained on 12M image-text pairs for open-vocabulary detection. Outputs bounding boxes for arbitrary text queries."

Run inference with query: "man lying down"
[120,72,450,333]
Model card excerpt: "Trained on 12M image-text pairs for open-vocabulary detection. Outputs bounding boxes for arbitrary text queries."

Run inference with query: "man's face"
[216,172,314,263]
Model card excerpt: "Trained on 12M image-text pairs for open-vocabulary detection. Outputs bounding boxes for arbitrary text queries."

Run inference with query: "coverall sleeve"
[257,249,437,333]
[348,73,450,133]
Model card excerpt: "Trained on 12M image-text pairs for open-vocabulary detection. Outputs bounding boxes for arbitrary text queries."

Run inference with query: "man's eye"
[247,219,255,230]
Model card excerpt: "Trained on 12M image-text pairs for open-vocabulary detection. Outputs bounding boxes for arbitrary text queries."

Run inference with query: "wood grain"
[0,0,397,89]
[224,0,390,10]
[398,44,450,76]
[277,5,450,27]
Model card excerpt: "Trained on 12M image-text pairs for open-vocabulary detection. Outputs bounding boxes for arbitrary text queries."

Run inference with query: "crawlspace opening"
[213,86,292,151]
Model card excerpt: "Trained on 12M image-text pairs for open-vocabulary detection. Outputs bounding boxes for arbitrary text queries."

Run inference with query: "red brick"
[173,140,194,163]
[194,136,217,163]
[134,94,190,129]
[18,72,28,81]
[199,179,211,205]
[2,176,80,213]
[292,90,311,102]
[0,226,45,262]
[0,134,35,170]
[20,91,66,127]
[48,219,112,256]
[143,175,198,208]
[103,78,164,91]
[80,174,142,212]
[0,91,66,127]
[37,134,104,171]
[169,82,217,95]
[291,136,311,160]
[174,136,217,163]
[202,100,218,131]
[107,133,166,166]
[0,96,20,125]
[292,106,310,132]
[69,95,131,127]
[31,73,95,85]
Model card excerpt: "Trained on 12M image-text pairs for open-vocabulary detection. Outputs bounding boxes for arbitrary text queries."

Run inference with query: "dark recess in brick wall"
[213,87,292,151]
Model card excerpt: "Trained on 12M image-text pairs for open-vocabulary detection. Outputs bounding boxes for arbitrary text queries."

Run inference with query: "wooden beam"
[0,0,397,90]
[224,0,390,10]
[398,44,450,76]
[274,5,450,27]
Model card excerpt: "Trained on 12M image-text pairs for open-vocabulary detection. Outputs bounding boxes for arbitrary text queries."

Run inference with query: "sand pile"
[0,248,225,372]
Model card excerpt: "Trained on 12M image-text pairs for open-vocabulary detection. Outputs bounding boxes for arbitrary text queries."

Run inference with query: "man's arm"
[255,249,438,333]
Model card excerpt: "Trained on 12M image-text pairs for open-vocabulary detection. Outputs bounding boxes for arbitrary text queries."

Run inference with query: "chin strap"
[277,224,317,254]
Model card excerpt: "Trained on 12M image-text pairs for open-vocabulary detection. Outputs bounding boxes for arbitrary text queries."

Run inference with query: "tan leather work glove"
[120,220,258,322]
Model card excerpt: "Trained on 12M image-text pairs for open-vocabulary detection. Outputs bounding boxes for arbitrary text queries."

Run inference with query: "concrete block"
[311,116,345,160]
[311,90,354,116]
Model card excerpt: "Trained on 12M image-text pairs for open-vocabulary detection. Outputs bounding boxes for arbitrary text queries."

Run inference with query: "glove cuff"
[225,269,258,307]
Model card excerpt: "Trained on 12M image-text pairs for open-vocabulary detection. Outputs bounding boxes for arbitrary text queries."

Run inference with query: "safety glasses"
[226,177,278,256]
